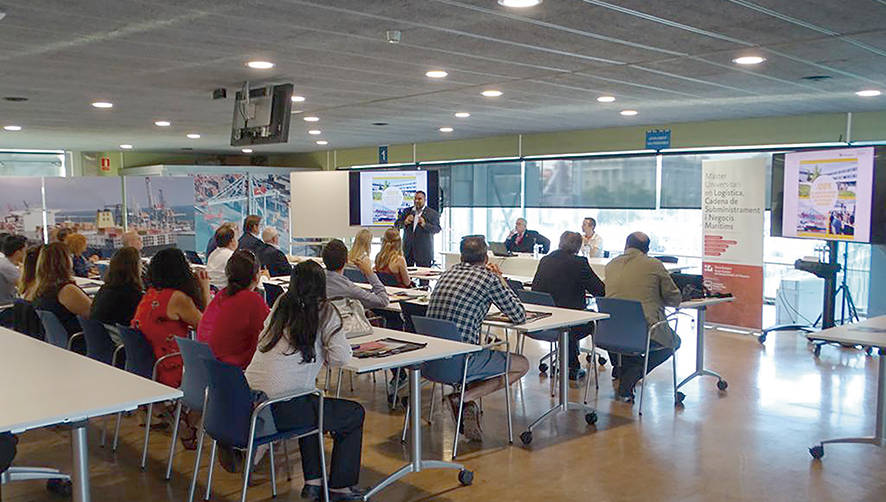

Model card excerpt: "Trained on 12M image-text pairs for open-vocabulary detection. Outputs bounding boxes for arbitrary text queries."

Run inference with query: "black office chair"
[342,267,368,284]
[184,250,204,265]
[505,278,525,293]
[654,255,679,264]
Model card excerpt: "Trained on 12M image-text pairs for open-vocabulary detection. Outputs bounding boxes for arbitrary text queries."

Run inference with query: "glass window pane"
[525,157,656,209]
[0,152,65,176]
[661,152,773,209]
[444,162,521,207]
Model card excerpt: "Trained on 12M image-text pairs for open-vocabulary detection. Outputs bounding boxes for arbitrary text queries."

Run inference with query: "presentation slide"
[782,147,875,243]
[358,170,427,226]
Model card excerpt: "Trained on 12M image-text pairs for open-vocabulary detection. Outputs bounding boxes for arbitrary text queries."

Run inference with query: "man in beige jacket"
[604,232,682,401]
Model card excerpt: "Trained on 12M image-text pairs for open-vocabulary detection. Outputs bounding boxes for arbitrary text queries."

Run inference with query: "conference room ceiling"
[0,0,884,154]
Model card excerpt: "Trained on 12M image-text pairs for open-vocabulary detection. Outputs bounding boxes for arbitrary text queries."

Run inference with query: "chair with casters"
[188,357,328,502]
[264,282,285,308]
[1,432,72,497]
[35,310,83,353]
[389,301,429,409]
[409,316,513,459]
[116,324,182,466]
[342,267,368,284]
[505,278,525,294]
[589,298,680,415]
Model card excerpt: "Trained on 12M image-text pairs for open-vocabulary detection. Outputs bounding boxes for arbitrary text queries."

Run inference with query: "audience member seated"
[374,228,411,287]
[505,218,550,254]
[580,217,604,258]
[427,235,529,440]
[65,233,92,278]
[17,245,42,301]
[257,227,292,277]
[322,240,389,310]
[197,250,269,369]
[348,229,372,266]
[132,248,210,389]
[604,231,682,402]
[0,233,9,253]
[31,242,92,337]
[532,231,605,380]
[122,230,143,252]
[246,261,366,501]
[205,221,236,258]
[238,214,264,256]
[90,247,144,328]
[52,227,71,244]
[206,225,237,290]
[0,235,27,304]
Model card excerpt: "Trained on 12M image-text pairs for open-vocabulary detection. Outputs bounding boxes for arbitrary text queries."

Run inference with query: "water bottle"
[533,243,541,259]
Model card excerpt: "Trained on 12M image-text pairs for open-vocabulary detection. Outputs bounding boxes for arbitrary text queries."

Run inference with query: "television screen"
[771,146,886,244]
[348,170,439,226]
[230,83,293,146]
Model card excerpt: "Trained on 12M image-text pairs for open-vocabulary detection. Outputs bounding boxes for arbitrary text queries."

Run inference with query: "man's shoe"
[569,367,587,381]
[301,484,322,500]
[611,366,620,380]
[461,401,483,441]
[303,486,366,502]
[446,394,464,434]
[615,391,635,403]
[218,446,244,474]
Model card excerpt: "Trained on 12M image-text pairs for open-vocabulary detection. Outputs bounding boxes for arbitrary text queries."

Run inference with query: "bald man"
[122,231,143,252]
[257,227,292,277]
[504,218,550,254]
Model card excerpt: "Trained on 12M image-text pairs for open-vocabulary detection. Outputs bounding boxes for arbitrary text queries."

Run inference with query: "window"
[525,157,656,208]
[660,152,772,209]
[0,152,65,176]
[438,162,522,208]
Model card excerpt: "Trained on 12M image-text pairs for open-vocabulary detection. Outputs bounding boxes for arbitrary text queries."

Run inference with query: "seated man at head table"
[580,217,604,258]
[604,231,682,402]
[427,235,529,441]
[532,231,605,381]
[258,227,292,277]
[504,218,550,254]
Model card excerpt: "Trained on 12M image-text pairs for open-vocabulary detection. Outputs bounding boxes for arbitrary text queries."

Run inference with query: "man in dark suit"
[505,218,550,254]
[532,231,605,380]
[257,227,292,277]
[393,190,441,267]
[238,215,265,257]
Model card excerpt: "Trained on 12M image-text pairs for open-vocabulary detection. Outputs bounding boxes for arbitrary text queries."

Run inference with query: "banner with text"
[702,158,766,330]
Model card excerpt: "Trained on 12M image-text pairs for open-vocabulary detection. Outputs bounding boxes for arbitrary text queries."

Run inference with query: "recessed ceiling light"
[154,120,171,127]
[596,96,616,103]
[316,140,328,145]
[246,61,275,69]
[856,89,882,97]
[498,0,542,7]
[732,56,766,65]
[186,133,201,139]
[304,116,320,122]
[454,112,471,118]
[620,109,638,116]
[241,148,253,153]
[481,90,503,97]
[91,101,113,109]
[426,70,448,79]
[308,129,322,135]
[3,125,22,131]
[291,95,306,102]
[119,144,133,150]
[439,127,454,133]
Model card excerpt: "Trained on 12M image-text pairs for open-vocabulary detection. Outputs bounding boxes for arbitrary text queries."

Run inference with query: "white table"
[342,328,481,499]
[0,328,181,502]
[482,304,609,445]
[73,277,103,296]
[673,297,735,400]
[807,316,886,459]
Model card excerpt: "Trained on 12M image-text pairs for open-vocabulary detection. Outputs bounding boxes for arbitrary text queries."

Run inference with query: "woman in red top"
[374,227,411,287]
[197,250,269,369]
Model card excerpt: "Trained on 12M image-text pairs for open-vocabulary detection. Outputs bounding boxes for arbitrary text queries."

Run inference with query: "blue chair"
[264,282,285,307]
[35,310,83,352]
[164,338,214,482]
[78,316,119,366]
[116,325,181,466]
[591,298,678,416]
[505,278,525,293]
[515,290,560,376]
[184,250,204,265]
[342,267,368,284]
[189,357,328,502]
[12,299,43,340]
[411,316,513,459]
[376,271,401,287]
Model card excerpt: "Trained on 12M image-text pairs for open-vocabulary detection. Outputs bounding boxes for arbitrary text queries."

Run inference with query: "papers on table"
[352,337,428,359]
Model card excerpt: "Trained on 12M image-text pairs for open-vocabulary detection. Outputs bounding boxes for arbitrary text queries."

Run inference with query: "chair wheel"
[758,333,767,344]
[519,431,532,445]
[585,412,597,425]
[717,380,728,391]
[597,356,607,366]
[675,391,686,406]
[458,469,474,486]
[46,478,72,496]
[585,354,593,364]
[809,445,824,459]
[538,363,548,374]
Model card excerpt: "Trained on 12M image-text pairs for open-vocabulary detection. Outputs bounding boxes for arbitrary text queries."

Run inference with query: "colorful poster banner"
[702,158,766,330]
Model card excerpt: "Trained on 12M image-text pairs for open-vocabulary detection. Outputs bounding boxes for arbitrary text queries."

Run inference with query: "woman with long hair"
[132,248,210,389]
[90,247,144,327]
[374,227,411,287]
[17,244,42,300]
[64,233,92,278]
[31,242,92,337]
[246,261,365,501]
[347,229,372,266]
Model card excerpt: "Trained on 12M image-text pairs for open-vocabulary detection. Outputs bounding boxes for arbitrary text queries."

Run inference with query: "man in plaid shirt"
[427,236,529,441]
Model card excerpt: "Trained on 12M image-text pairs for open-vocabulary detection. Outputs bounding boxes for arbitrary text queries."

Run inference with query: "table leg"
[71,422,90,502]
[363,367,471,500]
[676,307,727,392]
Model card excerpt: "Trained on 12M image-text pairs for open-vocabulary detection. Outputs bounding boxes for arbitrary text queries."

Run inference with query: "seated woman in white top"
[205,226,237,290]
[245,260,365,501]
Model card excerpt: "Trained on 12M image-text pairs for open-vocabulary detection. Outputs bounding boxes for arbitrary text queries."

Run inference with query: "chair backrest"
[516,289,555,307]
[78,316,116,364]
[12,299,43,340]
[399,301,428,334]
[593,298,650,355]
[184,250,204,265]
[342,267,368,284]
[654,255,678,264]
[175,338,214,411]
[264,283,285,307]
[375,271,402,287]
[603,250,610,258]
[116,324,156,379]
[35,310,69,349]
[505,278,525,293]
[200,356,255,448]
[412,316,468,384]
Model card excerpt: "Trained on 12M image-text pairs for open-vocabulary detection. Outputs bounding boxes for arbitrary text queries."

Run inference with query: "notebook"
[351,338,428,359]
